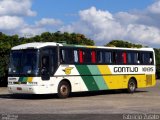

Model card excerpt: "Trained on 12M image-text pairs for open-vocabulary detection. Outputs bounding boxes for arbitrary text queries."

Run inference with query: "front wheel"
[57,81,71,98]
[127,79,137,93]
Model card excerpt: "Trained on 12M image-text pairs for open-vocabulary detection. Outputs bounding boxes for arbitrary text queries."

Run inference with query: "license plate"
[17,87,22,90]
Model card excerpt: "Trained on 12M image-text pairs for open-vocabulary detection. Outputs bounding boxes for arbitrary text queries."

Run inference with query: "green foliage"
[154,48,160,76]
[154,48,160,65]
[28,32,94,45]
[105,40,143,48]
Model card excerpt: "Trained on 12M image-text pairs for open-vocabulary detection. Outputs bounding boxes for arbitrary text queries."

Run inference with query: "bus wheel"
[127,79,136,93]
[57,81,70,98]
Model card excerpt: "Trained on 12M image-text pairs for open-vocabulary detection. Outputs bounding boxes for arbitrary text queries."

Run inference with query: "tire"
[57,81,71,98]
[127,79,137,93]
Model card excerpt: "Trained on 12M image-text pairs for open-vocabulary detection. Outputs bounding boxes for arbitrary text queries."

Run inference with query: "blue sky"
[31,0,154,24]
[0,0,160,47]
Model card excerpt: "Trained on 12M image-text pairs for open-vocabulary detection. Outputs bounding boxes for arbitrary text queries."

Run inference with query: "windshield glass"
[8,49,39,76]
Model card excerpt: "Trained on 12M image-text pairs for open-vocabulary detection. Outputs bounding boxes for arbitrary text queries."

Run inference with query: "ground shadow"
[70,89,148,98]
[0,93,58,100]
[0,89,148,100]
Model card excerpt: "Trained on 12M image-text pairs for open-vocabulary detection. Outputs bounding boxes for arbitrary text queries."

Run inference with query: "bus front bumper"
[8,84,57,94]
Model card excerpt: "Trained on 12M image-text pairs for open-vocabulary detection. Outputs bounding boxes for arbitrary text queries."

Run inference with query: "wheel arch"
[129,77,137,88]
[59,79,72,92]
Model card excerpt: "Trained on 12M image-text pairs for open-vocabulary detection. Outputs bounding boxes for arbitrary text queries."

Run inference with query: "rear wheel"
[127,79,137,93]
[57,81,71,98]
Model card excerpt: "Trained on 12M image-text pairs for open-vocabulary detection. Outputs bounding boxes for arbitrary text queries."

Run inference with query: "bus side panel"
[97,65,122,90]
[136,74,156,88]
[55,64,156,93]
[54,65,88,92]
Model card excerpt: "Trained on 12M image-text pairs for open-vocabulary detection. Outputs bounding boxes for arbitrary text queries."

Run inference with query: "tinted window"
[122,52,127,64]
[41,47,57,75]
[142,52,153,65]
[9,50,39,76]
[91,50,96,63]
[104,51,112,63]
[127,52,139,64]
[113,52,123,64]
[74,50,79,63]
[97,51,103,63]
[83,50,91,63]
[79,50,84,63]
[60,48,74,63]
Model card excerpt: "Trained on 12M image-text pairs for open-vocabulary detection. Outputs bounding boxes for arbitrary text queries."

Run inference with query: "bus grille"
[146,75,152,86]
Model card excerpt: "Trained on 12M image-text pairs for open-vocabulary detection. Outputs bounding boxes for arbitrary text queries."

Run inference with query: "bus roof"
[11,42,63,50]
[11,42,154,52]
[63,44,154,52]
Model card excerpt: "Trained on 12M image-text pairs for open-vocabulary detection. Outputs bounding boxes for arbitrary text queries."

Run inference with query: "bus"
[8,42,156,98]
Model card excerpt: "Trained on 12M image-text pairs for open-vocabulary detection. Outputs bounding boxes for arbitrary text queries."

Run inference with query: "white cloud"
[0,0,160,47]
[61,7,124,39]
[115,12,139,25]
[126,24,160,45]
[60,7,126,45]
[35,18,63,27]
[0,0,60,37]
[79,6,113,22]
[0,0,36,16]
[60,3,160,47]
[19,25,45,37]
[0,16,24,30]
[18,18,63,37]
[147,0,160,14]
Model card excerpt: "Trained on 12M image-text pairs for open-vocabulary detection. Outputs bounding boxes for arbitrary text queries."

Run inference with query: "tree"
[105,40,143,48]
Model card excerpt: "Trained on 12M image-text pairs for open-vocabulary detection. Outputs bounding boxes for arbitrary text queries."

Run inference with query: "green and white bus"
[8,42,156,98]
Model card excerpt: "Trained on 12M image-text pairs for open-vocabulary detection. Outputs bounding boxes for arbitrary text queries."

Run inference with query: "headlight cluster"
[8,82,13,85]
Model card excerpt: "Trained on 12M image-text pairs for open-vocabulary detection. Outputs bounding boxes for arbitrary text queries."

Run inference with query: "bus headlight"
[8,82,13,85]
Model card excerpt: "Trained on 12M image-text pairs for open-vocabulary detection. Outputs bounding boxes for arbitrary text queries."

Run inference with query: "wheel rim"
[60,85,68,96]
[129,82,135,91]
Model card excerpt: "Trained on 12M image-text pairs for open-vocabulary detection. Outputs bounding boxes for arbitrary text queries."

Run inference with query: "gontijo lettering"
[114,67,138,73]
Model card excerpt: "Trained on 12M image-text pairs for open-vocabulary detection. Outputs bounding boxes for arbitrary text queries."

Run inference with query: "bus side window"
[113,52,116,63]
[113,52,122,64]
[50,49,57,74]
[74,50,79,63]
[66,49,74,63]
[83,50,91,63]
[79,50,84,63]
[97,51,103,63]
[60,49,65,63]
[60,48,74,64]
[104,51,112,64]
[91,50,96,63]
[142,52,153,65]
[149,53,153,64]
[136,53,141,64]
[127,52,137,64]
[122,52,127,64]
[127,52,132,64]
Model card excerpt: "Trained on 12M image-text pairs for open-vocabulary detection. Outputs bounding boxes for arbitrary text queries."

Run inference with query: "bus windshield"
[8,49,39,76]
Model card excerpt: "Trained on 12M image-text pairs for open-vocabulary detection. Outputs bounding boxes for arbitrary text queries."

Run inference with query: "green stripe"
[76,65,99,91]
[87,65,108,90]
[19,77,23,82]
[19,77,28,82]
[22,77,28,82]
